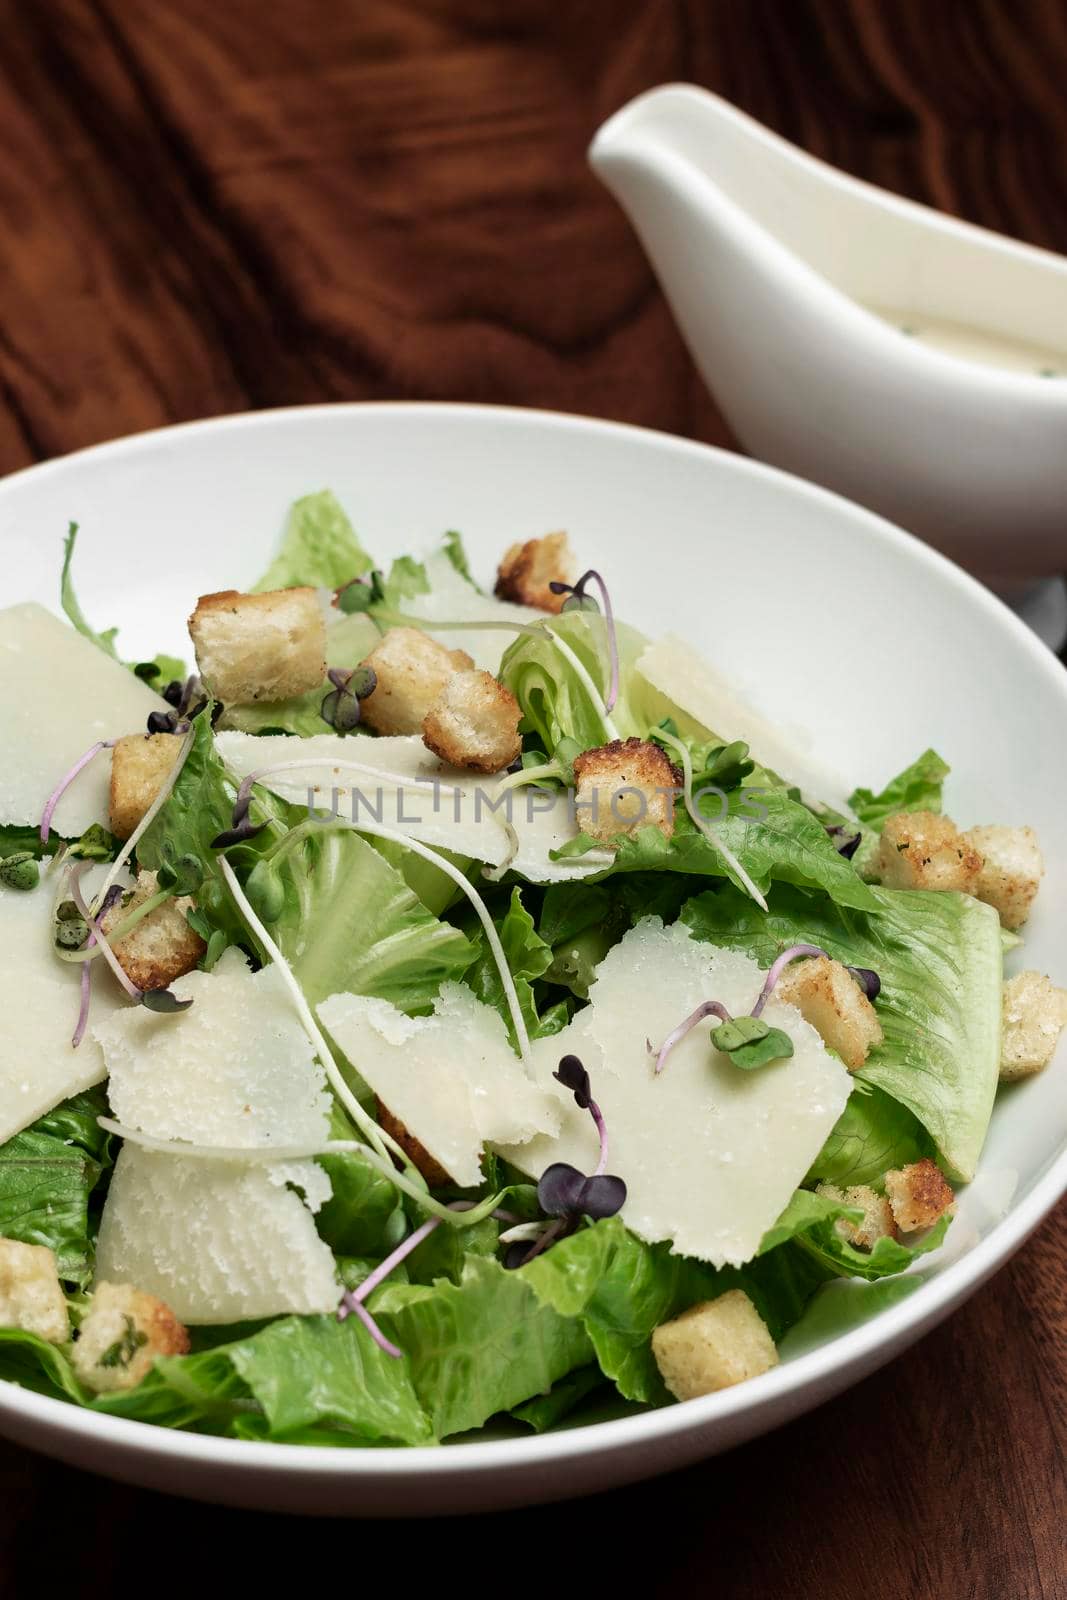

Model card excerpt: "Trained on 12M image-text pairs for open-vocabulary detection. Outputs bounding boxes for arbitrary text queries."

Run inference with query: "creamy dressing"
[866,305,1065,377]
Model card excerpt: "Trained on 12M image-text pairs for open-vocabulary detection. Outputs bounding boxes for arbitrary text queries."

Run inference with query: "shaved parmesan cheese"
[496,919,852,1268]
[96,1147,340,1323]
[0,876,130,1142]
[318,981,561,1187]
[93,948,339,1322]
[92,949,332,1149]
[0,604,165,837]
[635,634,852,811]
[216,730,611,883]
[399,551,542,672]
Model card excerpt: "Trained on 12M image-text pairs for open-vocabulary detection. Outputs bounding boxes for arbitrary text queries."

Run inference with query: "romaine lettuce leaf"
[849,749,950,829]
[253,490,373,592]
[510,1366,608,1431]
[0,1088,113,1286]
[681,881,1003,1181]
[457,886,568,1044]
[805,1083,931,1187]
[499,611,650,754]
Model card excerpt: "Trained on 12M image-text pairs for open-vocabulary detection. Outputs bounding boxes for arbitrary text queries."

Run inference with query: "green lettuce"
[0,1089,113,1286]
[849,749,950,829]
[499,611,650,754]
[806,1083,931,1187]
[60,523,120,659]
[457,886,569,1045]
[681,881,1003,1181]
[759,1186,950,1281]
[253,490,373,592]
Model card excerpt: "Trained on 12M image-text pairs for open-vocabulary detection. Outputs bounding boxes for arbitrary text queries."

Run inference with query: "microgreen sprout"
[826,823,862,860]
[652,999,732,1074]
[210,773,268,850]
[334,570,385,614]
[549,568,620,713]
[140,988,194,1014]
[146,675,206,735]
[71,883,121,1048]
[40,740,115,846]
[0,852,39,892]
[751,943,830,1017]
[321,665,376,733]
[652,999,794,1073]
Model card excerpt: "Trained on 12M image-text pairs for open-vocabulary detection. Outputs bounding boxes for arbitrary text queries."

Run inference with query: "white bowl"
[1,403,1065,1516]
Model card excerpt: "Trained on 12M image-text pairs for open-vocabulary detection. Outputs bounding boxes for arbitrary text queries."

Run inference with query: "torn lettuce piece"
[681,881,1003,1182]
[499,610,650,753]
[455,886,569,1046]
[806,1083,932,1188]
[60,522,120,659]
[849,748,950,829]
[253,490,374,592]
[0,1088,114,1286]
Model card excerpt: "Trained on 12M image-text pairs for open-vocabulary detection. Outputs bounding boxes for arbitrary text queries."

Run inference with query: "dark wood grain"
[0,2,1065,1593]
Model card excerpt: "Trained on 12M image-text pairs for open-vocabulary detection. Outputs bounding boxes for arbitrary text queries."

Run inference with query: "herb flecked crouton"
[376,1099,453,1189]
[1000,970,1067,1081]
[100,870,205,993]
[652,1290,778,1400]
[72,1281,189,1394]
[0,1239,68,1344]
[883,1159,954,1233]
[816,1182,898,1250]
[188,587,326,705]
[876,810,982,894]
[573,738,680,846]
[422,669,522,774]
[494,531,573,612]
[962,824,1044,930]
[109,732,183,841]
[776,956,883,1071]
[358,627,474,736]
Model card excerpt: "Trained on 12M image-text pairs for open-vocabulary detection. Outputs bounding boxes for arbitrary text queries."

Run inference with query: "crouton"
[963,824,1044,930]
[108,733,183,841]
[651,1290,778,1401]
[376,1100,453,1188]
[883,1159,954,1233]
[188,587,326,704]
[71,1280,189,1394]
[1000,969,1067,1080]
[572,738,680,846]
[0,1239,68,1344]
[421,669,522,774]
[494,531,573,612]
[100,869,206,992]
[776,956,883,1071]
[876,811,982,895]
[816,1182,897,1250]
[359,627,474,736]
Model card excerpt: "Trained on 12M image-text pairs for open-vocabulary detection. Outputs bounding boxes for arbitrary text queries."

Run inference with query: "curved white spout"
[590,85,1067,582]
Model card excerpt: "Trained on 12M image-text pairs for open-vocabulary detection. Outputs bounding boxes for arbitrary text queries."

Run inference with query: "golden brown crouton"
[573,738,680,846]
[72,1280,189,1394]
[883,1159,954,1234]
[494,531,573,612]
[359,627,474,736]
[963,824,1044,930]
[776,956,884,1071]
[0,1239,68,1344]
[376,1100,453,1189]
[421,670,522,774]
[100,870,206,993]
[816,1182,898,1250]
[652,1291,778,1401]
[188,587,326,704]
[108,733,183,841]
[1000,970,1067,1080]
[877,811,982,895]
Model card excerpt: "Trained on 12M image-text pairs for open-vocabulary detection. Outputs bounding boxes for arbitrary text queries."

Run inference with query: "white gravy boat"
[590,84,1067,588]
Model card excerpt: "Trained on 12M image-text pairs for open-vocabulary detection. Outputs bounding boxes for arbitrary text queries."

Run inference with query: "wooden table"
[1,3,1064,1592]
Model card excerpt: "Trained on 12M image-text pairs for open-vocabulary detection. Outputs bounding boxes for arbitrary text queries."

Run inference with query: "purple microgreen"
[210,822,267,850]
[549,568,620,713]
[553,1053,591,1108]
[652,999,732,1075]
[147,710,179,735]
[321,665,376,734]
[751,943,830,1017]
[848,965,882,1001]
[40,740,115,845]
[140,989,193,1014]
[72,960,92,1049]
[826,823,862,860]
[210,774,267,849]
[67,865,141,1002]
[536,1162,589,1217]
[162,679,184,708]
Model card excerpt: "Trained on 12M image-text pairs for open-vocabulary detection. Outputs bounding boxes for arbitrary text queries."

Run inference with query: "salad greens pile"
[0,490,1009,1446]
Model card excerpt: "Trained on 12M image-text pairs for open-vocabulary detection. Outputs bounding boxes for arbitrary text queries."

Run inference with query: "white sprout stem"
[544,627,620,743]
[751,943,829,1017]
[40,740,114,845]
[92,724,197,912]
[55,887,173,966]
[480,760,562,882]
[217,856,398,1170]
[498,1220,545,1245]
[289,819,533,1065]
[228,756,469,804]
[68,864,141,1001]
[582,572,620,713]
[656,728,768,913]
